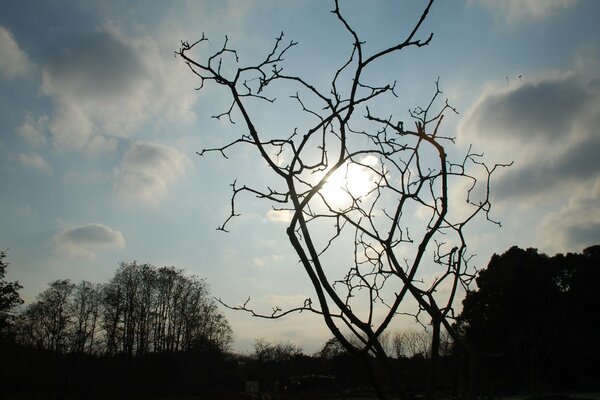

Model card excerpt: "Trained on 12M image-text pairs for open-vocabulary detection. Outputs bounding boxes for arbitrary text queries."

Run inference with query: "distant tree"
[177,1,508,398]
[69,281,101,353]
[17,279,75,352]
[457,245,600,397]
[392,329,432,359]
[318,336,348,360]
[14,262,232,356]
[0,249,23,336]
[101,262,233,356]
[252,338,304,397]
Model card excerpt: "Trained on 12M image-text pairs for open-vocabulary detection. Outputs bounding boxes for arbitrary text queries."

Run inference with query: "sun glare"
[320,157,378,208]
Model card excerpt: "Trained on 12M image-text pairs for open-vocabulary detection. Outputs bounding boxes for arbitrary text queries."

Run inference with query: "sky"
[1,0,599,353]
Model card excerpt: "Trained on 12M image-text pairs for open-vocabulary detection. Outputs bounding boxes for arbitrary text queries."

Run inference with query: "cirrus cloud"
[53,223,125,259]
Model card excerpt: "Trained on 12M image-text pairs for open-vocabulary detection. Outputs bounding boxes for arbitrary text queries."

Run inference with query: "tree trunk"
[426,318,441,400]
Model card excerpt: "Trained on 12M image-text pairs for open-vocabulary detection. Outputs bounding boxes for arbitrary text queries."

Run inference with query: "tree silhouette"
[0,249,23,336]
[177,1,507,398]
[14,262,233,356]
[458,245,600,397]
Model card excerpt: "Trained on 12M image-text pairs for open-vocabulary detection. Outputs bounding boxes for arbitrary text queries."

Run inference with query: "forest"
[1,245,599,399]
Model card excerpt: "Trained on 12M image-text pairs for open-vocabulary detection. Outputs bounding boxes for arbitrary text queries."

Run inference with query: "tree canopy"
[0,250,23,335]
[14,261,233,356]
[458,245,600,395]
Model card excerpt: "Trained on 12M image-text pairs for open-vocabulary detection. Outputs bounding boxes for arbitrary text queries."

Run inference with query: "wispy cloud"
[53,223,125,259]
[17,115,48,148]
[253,254,284,268]
[470,0,578,24]
[115,142,190,206]
[537,180,600,252]
[0,26,33,80]
[17,153,52,175]
[39,25,196,154]
[265,209,293,223]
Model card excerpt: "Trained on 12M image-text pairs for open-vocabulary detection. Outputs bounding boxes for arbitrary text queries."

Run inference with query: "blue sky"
[1,0,599,353]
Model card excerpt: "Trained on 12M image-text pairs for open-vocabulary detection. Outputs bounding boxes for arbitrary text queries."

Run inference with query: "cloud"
[470,0,578,23]
[459,69,600,203]
[460,75,588,144]
[17,115,48,147]
[253,254,284,268]
[17,153,52,175]
[263,294,308,309]
[53,223,125,259]
[115,142,190,206]
[40,26,197,153]
[265,209,293,223]
[537,180,600,252]
[0,26,33,80]
[458,49,600,252]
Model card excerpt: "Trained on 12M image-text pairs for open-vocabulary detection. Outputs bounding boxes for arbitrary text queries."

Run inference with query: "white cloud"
[253,254,284,268]
[17,153,52,175]
[41,25,197,153]
[265,209,293,223]
[470,0,578,23]
[115,142,190,206]
[537,179,600,253]
[63,169,111,187]
[0,26,32,80]
[53,223,125,259]
[17,115,48,147]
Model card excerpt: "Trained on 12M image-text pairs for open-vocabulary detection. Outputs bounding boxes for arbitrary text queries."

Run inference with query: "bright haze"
[1,0,599,352]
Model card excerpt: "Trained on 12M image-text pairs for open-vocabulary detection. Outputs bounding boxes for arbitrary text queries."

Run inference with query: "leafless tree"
[69,281,101,354]
[15,263,232,356]
[177,1,507,398]
[392,329,432,359]
[16,279,75,352]
[102,262,233,355]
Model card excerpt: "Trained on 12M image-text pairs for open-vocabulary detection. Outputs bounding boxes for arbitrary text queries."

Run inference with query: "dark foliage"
[13,261,233,356]
[0,249,23,336]
[457,245,600,397]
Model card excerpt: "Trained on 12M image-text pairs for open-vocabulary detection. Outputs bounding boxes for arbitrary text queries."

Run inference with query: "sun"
[320,157,379,208]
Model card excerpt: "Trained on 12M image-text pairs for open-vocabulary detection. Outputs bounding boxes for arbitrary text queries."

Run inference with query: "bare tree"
[101,262,233,356]
[392,329,432,359]
[17,279,75,352]
[69,281,101,354]
[177,1,507,398]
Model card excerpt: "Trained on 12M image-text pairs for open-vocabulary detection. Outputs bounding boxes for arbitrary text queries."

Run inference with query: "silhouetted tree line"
[12,261,233,356]
[0,259,239,399]
[1,247,598,399]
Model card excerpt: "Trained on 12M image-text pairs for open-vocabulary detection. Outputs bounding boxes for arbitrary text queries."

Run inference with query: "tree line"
[10,261,232,356]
